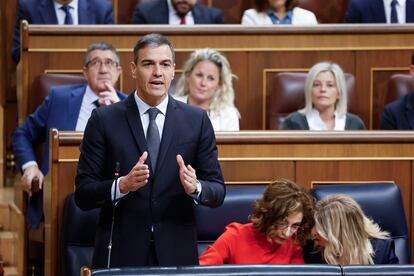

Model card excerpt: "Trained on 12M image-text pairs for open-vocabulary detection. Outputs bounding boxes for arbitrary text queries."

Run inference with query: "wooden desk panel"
[44,130,414,276]
[19,24,414,130]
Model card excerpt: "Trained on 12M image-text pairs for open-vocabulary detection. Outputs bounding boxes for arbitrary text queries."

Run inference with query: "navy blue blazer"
[12,84,126,228]
[381,92,414,129]
[345,0,414,23]
[304,238,399,264]
[131,0,224,24]
[75,94,225,268]
[12,0,114,63]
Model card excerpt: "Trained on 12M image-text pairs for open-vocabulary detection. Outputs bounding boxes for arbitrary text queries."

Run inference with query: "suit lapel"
[156,0,169,24]
[192,4,203,24]
[406,0,414,22]
[405,93,414,129]
[125,93,147,155]
[155,96,177,176]
[372,0,386,22]
[67,85,86,129]
[39,0,58,24]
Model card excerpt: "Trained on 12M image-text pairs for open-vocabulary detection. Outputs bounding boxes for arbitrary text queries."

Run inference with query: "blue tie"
[61,5,73,25]
[146,108,160,171]
[390,0,399,23]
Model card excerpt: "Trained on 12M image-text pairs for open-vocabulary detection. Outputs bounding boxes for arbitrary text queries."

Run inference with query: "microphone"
[107,161,120,268]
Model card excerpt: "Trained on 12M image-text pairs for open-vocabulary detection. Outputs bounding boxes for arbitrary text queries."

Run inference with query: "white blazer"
[241,7,318,25]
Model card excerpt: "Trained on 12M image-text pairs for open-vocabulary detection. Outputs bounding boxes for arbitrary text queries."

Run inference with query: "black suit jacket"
[131,0,224,24]
[75,94,225,268]
[12,0,114,63]
[345,0,414,23]
[381,92,414,129]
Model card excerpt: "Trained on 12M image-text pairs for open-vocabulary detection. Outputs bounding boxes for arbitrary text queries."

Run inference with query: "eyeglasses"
[276,222,302,232]
[86,58,118,69]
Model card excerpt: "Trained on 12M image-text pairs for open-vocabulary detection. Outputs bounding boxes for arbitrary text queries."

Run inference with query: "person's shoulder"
[224,222,251,234]
[88,0,112,9]
[136,0,161,10]
[345,112,366,129]
[292,7,316,16]
[292,7,318,24]
[286,111,304,120]
[50,83,86,94]
[385,93,413,110]
[196,3,222,13]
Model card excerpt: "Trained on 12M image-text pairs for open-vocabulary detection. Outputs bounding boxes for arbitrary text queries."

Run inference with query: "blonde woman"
[174,48,240,131]
[282,62,365,130]
[307,194,398,264]
[199,179,315,265]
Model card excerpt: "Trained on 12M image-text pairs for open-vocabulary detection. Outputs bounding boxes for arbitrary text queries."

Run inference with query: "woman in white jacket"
[242,0,317,25]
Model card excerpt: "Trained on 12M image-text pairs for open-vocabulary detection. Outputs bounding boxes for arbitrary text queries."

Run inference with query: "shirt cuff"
[189,180,202,201]
[111,176,128,204]
[22,161,38,171]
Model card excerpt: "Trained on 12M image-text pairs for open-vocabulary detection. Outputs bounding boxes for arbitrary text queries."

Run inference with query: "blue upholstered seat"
[311,182,410,264]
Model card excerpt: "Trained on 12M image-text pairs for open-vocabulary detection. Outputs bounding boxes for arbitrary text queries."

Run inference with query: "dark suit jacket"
[281,111,366,130]
[12,84,126,228]
[304,238,399,264]
[75,94,225,268]
[131,0,224,24]
[381,92,414,129]
[12,0,114,63]
[345,0,414,23]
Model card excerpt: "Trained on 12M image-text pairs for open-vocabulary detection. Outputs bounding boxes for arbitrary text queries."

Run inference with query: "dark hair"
[83,42,120,66]
[254,0,298,12]
[133,33,175,64]
[250,178,315,245]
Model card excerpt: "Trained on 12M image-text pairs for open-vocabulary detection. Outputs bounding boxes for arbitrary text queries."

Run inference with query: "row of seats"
[62,182,410,276]
[32,72,414,130]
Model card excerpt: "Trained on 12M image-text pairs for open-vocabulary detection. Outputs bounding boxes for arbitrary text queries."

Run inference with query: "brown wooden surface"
[19,24,414,131]
[44,129,414,276]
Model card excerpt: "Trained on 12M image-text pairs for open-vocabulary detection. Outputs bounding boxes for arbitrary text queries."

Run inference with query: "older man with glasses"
[12,42,127,229]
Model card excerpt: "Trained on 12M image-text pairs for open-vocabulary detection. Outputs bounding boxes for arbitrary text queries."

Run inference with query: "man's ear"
[130,62,137,79]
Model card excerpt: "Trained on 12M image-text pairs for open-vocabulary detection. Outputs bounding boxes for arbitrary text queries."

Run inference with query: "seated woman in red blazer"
[306,194,398,264]
[199,179,315,265]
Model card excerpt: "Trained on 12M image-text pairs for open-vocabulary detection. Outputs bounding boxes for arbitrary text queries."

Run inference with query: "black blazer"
[381,92,414,130]
[304,238,399,264]
[345,0,414,23]
[131,0,224,24]
[75,94,225,268]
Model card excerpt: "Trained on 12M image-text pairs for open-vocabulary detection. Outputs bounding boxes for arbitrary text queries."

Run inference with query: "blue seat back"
[311,182,410,264]
[195,186,265,255]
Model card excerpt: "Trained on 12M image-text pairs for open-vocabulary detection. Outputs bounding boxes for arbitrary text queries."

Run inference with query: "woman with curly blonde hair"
[308,194,398,264]
[175,48,240,131]
[199,179,315,264]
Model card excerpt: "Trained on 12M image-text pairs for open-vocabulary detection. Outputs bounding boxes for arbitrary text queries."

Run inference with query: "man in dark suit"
[12,0,114,63]
[131,0,224,24]
[345,0,414,23]
[75,33,225,268]
[12,42,126,228]
[381,51,414,129]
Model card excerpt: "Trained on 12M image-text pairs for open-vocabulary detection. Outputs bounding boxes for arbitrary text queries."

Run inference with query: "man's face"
[83,49,121,94]
[131,45,175,106]
[172,0,197,16]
